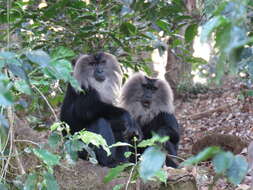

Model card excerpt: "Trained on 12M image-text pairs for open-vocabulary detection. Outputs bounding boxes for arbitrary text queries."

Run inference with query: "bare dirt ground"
[175,77,253,190]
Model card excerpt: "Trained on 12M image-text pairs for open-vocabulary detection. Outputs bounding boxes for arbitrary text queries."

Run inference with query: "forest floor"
[175,76,253,190]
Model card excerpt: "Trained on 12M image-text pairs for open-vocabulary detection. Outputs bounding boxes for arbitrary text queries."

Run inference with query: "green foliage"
[32,148,60,166]
[0,183,8,190]
[182,146,221,166]
[104,163,134,183]
[137,134,169,148]
[226,155,248,185]
[182,147,248,186]
[78,130,111,156]
[43,172,60,190]
[139,146,166,182]
[24,173,37,190]
[200,0,253,83]
[105,135,170,187]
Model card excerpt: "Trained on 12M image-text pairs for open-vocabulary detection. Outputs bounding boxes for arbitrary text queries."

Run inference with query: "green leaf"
[139,146,166,182]
[0,75,14,106]
[109,142,132,148]
[137,134,169,148]
[49,59,72,81]
[8,63,28,80]
[79,130,111,156]
[26,50,51,67]
[124,151,132,158]
[181,146,221,166]
[48,132,61,149]
[113,184,124,190]
[0,183,8,190]
[200,16,228,43]
[155,169,168,184]
[104,163,134,183]
[156,19,170,32]
[120,22,137,36]
[212,151,234,174]
[24,173,37,190]
[43,172,60,190]
[32,148,60,166]
[224,26,250,54]
[64,140,79,162]
[14,80,32,95]
[71,139,86,152]
[185,23,198,43]
[0,52,17,69]
[51,46,75,61]
[50,122,63,131]
[226,155,248,185]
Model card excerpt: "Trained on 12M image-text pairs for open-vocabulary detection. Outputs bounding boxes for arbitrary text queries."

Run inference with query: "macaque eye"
[101,60,106,64]
[151,86,158,91]
[89,61,96,65]
[142,84,148,89]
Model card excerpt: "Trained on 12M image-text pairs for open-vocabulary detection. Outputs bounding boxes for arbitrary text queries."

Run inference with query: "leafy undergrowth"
[176,77,253,190]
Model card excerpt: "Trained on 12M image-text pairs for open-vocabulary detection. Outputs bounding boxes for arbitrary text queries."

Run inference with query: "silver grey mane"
[120,73,174,125]
[73,53,122,104]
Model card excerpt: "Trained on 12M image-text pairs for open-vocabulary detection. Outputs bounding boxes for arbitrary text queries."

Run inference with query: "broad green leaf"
[0,183,8,190]
[8,63,28,80]
[0,51,17,59]
[139,146,166,182]
[213,151,234,174]
[124,151,132,158]
[185,23,198,43]
[181,146,221,166]
[113,184,124,190]
[26,50,51,67]
[79,130,111,156]
[24,173,37,190]
[226,155,248,185]
[156,20,170,32]
[14,80,32,95]
[50,122,63,131]
[224,26,250,54]
[64,140,79,162]
[0,75,14,106]
[49,59,72,81]
[222,1,247,23]
[32,148,60,166]
[201,16,228,43]
[43,172,60,190]
[120,22,137,36]
[104,163,134,183]
[71,139,86,152]
[155,169,168,184]
[138,135,169,148]
[48,132,61,149]
[51,46,75,61]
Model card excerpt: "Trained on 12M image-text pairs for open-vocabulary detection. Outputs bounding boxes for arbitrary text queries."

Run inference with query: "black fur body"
[120,73,180,167]
[60,52,138,167]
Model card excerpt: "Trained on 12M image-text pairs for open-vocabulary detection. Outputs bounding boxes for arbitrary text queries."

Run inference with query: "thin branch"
[167,154,186,162]
[1,107,14,180]
[13,146,26,175]
[32,84,58,121]
[14,139,40,147]
[125,165,135,190]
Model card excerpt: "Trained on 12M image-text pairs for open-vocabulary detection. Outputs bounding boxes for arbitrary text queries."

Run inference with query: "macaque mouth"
[141,100,151,108]
[94,74,106,82]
